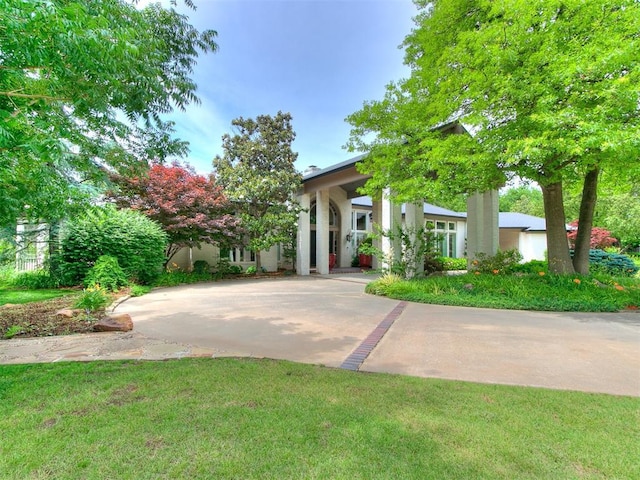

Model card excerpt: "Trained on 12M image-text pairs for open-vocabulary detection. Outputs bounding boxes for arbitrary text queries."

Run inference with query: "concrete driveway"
[120,275,398,367]
[2,274,639,396]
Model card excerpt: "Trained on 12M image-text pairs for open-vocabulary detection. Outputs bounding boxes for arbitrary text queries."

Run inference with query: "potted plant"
[358,236,373,269]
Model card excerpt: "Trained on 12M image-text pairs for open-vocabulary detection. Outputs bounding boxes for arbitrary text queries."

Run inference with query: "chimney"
[303,165,321,176]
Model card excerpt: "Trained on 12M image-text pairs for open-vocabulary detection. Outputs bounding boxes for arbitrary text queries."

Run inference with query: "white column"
[371,199,382,270]
[466,190,499,267]
[315,189,330,274]
[339,198,352,268]
[381,188,402,271]
[405,201,425,277]
[296,193,311,275]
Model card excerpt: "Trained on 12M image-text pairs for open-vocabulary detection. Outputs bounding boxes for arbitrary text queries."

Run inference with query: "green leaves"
[213,112,302,268]
[0,0,217,226]
[347,0,640,273]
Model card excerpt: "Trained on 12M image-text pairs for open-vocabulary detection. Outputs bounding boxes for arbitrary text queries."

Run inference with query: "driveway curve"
[2,274,638,397]
[116,274,640,396]
[120,275,398,367]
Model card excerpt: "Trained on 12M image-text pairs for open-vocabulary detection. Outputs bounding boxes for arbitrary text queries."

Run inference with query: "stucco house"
[174,154,548,273]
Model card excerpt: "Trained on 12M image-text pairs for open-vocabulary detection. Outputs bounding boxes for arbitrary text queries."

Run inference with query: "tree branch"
[0,91,66,102]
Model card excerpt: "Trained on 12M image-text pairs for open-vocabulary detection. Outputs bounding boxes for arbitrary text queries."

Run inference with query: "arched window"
[310,202,338,226]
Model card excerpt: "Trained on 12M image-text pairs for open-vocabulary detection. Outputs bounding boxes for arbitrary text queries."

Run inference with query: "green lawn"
[0,288,73,305]
[367,273,640,312]
[1,359,637,479]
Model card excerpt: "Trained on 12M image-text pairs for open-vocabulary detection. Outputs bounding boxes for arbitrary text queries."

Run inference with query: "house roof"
[302,154,366,182]
[352,196,548,231]
[498,212,546,231]
[351,196,466,219]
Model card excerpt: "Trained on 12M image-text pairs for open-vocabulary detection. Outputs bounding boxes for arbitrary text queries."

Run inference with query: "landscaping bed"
[0,296,100,339]
[366,272,640,312]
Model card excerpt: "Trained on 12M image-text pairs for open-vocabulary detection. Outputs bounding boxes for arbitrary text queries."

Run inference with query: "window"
[350,209,370,250]
[228,248,255,263]
[426,219,458,258]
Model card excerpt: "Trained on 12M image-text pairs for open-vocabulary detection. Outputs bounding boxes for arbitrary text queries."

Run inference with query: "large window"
[427,219,457,258]
[350,209,371,250]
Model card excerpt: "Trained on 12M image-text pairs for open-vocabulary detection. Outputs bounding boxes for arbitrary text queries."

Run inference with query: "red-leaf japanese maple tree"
[567,221,617,250]
[109,161,242,265]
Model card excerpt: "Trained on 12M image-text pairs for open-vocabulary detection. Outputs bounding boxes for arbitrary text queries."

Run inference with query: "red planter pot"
[329,253,336,270]
[358,254,372,268]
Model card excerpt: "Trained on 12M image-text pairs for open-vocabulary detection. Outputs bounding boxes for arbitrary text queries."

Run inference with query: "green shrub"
[215,258,242,275]
[60,207,167,286]
[192,260,210,274]
[84,255,129,292]
[130,284,152,297]
[0,237,15,266]
[365,273,403,296]
[583,249,638,277]
[439,257,467,271]
[73,285,109,313]
[424,255,444,274]
[471,249,523,274]
[245,265,257,275]
[511,260,548,274]
[10,269,59,289]
[3,325,23,339]
[0,265,14,287]
[154,271,214,287]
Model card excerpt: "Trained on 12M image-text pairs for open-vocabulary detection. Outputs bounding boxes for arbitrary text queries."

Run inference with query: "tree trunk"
[164,244,180,269]
[47,221,61,278]
[573,167,599,275]
[255,250,262,273]
[541,181,574,274]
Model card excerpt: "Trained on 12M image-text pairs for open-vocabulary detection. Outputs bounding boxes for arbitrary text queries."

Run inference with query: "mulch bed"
[1,296,108,339]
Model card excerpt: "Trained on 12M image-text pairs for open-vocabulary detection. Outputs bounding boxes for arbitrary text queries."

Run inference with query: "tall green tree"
[346,0,640,274]
[0,0,217,227]
[500,186,545,218]
[213,112,302,272]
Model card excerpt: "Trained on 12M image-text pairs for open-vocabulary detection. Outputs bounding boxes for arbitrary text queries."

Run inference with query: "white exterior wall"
[518,232,547,262]
[172,244,279,272]
[191,243,220,266]
[499,230,521,252]
[168,247,191,270]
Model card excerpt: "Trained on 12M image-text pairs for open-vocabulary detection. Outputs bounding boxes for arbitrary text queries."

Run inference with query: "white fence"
[15,256,44,272]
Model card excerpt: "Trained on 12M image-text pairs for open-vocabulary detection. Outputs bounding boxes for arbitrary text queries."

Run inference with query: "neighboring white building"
[498,212,548,262]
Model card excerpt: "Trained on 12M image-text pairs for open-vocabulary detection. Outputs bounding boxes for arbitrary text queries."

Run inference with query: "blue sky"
[149,0,417,173]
